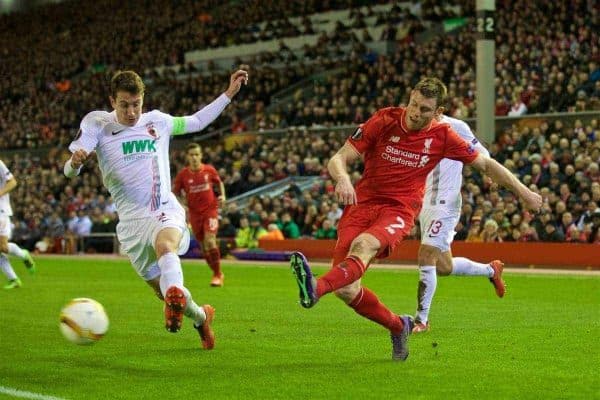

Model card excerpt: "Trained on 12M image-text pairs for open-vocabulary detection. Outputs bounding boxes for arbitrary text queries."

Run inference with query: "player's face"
[187,148,203,169]
[110,91,144,126]
[405,90,443,131]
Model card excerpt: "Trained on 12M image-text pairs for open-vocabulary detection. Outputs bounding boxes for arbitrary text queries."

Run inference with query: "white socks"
[7,243,25,259]
[415,266,437,324]
[158,252,206,325]
[181,286,207,325]
[452,257,493,277]
[0,254,17,281]
[158,252,184,296]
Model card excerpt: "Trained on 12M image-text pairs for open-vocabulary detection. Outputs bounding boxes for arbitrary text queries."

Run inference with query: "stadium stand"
[0,1,599,252]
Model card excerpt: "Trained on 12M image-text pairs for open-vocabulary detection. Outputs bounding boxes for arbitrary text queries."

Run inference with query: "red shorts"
[332,203,415,266]
[189,210,219,242]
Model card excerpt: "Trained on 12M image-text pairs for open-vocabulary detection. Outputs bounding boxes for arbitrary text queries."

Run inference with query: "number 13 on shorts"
[426,220,443,237]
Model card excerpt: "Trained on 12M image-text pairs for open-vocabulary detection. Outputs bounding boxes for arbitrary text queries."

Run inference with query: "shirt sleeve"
[453,120,490,158]
[0,160,13,181]
[169,94,231,136]
[209,166,222,185]
[173,170,184,195]
[346,110,385,155]
[443,127,479,164]
[68,112,101,153]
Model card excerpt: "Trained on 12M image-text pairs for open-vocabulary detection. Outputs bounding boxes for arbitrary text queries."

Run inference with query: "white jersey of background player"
[0,159,36,289]
[64,69,248,349]
[413,115,506,333]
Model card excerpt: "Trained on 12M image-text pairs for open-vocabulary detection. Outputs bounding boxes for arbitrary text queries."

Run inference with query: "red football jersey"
[173,164,221,215]
[347,107,478,216]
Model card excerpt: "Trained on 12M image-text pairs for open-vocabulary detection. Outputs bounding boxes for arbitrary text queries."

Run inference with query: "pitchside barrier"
[258,239,600,270]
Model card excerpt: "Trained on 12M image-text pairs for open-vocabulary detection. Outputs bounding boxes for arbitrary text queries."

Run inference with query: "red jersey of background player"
[173,164,221,216]
[348,107,478,216]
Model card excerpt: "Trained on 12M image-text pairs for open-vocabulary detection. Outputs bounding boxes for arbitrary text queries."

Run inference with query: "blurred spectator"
[217,216,237,238]
[313,218,337,239]
[235,215,266,249]
[278,211,300,239]
[481,219,502,243]
[262,223,285,240]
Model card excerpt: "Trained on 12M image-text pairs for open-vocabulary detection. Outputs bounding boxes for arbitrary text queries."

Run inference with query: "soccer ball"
[59,298,109,345]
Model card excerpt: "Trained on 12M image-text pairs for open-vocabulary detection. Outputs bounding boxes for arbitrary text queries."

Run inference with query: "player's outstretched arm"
[64,149,88,178]
[328,143,361,205]
[174,69,249,136]
[470,153,542,211]
[0,177,17,197]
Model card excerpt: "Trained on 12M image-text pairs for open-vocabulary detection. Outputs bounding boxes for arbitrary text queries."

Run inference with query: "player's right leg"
[290,251,318,308]
[146,276,214,348]
[414,244,440,332]
[415,209,457,332]
[0,254,21,289]
[0,234,21,288]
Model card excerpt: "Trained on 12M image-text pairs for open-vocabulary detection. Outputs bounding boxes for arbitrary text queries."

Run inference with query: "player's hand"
[224,68,249,99]
[71,149,89,169]
[218,195,226,208]
[335,177,357,205]
[521,190,543,212]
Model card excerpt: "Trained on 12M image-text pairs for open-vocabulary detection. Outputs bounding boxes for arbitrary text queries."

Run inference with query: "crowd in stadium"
[1,0,599,253]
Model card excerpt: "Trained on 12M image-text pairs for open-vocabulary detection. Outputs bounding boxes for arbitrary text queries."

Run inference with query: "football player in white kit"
[0,159,37,289]
[414,115,505,333]
[64,69,248,349]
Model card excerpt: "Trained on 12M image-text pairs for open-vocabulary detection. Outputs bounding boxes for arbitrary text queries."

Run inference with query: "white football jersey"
[0,160,14,216]
[69,110,182,220]
[422,115,489,211]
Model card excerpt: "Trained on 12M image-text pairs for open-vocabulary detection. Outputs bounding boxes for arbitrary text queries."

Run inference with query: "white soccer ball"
[59,298,109,345]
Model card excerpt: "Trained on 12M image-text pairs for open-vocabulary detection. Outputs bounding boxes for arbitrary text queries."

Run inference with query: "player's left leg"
[330,207,414,360]
[451,257,505,297]
[202,213,223,287]
[193,213,223,286]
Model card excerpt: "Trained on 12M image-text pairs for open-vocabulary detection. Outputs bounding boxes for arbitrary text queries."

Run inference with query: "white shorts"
[0,216,12,238]
[116,206,190,281]
[419,207,460,252]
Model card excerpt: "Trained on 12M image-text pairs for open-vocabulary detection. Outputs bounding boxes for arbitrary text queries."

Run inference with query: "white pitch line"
[0,386,68,400]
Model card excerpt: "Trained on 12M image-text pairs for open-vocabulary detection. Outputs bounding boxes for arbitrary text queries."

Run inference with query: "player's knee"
[155,240,178,258]
[0,243,8,254]
[204,237,217,250]
[436,259,452,276]
[418,245,439,266]
[334,283,361,304]
[349,234,379,261]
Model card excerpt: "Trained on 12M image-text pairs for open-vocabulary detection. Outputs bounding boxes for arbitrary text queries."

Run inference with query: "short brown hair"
[414,77,448,108]
[110,70,145,98]
[186,142,201,153]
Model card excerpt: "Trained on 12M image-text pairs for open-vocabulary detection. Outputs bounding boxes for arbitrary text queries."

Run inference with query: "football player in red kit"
[174,143,226,286]
[291,77,542,361]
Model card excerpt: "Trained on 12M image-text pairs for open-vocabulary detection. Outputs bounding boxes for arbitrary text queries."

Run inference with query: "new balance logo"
[389,136,400,143]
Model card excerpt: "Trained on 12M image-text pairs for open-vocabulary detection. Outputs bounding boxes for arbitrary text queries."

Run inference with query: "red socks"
[315,256,403,334]
[205,248,221,276]
[317,256,366,297]
[349,287,404,334]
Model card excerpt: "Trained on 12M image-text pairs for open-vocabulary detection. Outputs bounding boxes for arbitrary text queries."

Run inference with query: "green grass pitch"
[0,257,598,400]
